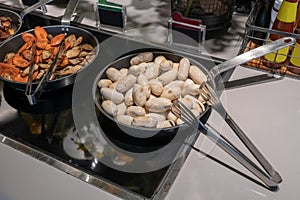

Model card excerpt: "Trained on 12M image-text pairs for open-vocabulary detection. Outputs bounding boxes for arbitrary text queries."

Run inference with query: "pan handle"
[198,121,279,188]
[19,0,54,19]
[61,0,80,26]
[209,37,296,81]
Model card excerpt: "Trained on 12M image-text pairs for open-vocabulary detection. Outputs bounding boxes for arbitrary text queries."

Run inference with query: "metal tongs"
[170,37,297,188]
[172,100,280,188]
[25,41,66,105]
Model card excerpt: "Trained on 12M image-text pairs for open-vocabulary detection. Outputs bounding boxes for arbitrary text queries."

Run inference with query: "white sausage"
[117,102,127,115]
[116,74,137,93]
[116,115,133,126]
[106,67,122,82]
[154,55,166,64]
[101,100,118,117]
[167,111,178,122]
[158,70,177,85]
[173,63,179,72]
[98,79,112,88]
[156,120,174,128]
[189,65,207,85]
[145,97,172,112]
[165,80,185,90]
[137,74,151,98]
[179,97,193,110]
[148,79,163,96]
[146,113,166,121]
[176,118,185,125]
[182,83,201,96]
[126,106,146,117]
[119,68,128,78]
[177,57,190,80]
[133,84,147,107]
[191,109,200,117]
[109,81,118,89]
[124,88,134,106]
[159,60,173,72]
[161,86,181,101]
[132,116,157,128]
[128,62,147,76]
[137,74,148,85]
[101,88,124,104]
[130,52,154,65]
[145,62,160,80]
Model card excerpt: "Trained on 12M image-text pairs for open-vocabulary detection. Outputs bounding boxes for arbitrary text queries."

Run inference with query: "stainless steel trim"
[0,133,145,200]
[0,132,191,200]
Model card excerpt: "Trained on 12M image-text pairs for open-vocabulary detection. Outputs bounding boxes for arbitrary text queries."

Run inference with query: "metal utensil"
[200,82,282,183]
[208,37,295,81]
[25,41,66,105]
[171,100,279,188]
[195,38,295,184]
[25,40,37,103]
[169,37,296,187]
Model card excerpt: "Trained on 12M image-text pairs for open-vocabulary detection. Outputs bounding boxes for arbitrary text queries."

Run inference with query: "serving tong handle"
[172,101,279,188]
[222,108,282,183]
[202,84,282,183]
[209,37,296,80]
[61,0,80,26]
[20,0,54,19]
[25,40,37,104]
[25,41,66,105]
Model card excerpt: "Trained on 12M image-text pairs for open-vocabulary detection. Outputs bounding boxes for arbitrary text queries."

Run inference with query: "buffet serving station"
[1,1,300,200]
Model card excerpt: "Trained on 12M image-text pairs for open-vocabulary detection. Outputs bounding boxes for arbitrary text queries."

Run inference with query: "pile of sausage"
[98,52,210,129]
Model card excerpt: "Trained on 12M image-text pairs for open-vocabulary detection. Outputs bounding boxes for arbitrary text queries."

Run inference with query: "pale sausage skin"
[98,53,210,129]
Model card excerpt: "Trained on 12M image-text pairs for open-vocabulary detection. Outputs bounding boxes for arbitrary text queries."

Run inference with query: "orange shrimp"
[52,46,59,55]
[12,55,30,68]
[34,55,41,64]
[36,50,42,56]
[6,58,13,65]
[36,40,48,50]
[0,62,20,74]
[17,37,35,54]
[51,33,65,46]
[21,32,35,43]
[12,74,28,83]
[59,56,69,67]
[34,26,48,42]
[12,71,38,83]
[64,40,71,50]
[45,43,52,50]
[17,42,30,54]
[21,49,32,61]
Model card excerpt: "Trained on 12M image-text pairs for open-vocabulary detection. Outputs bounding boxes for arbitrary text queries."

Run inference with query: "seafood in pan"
[0,15,17,42]
[0,26,96,83]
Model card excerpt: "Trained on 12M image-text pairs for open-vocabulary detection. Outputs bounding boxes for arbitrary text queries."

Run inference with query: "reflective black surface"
[0,3,226,199]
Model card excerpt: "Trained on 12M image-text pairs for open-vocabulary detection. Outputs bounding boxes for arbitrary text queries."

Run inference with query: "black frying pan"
[92,37,295,152]
[94,52,210,152]
[0,0,54,44]
[0,0,99,94]
[0,25,99,91]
